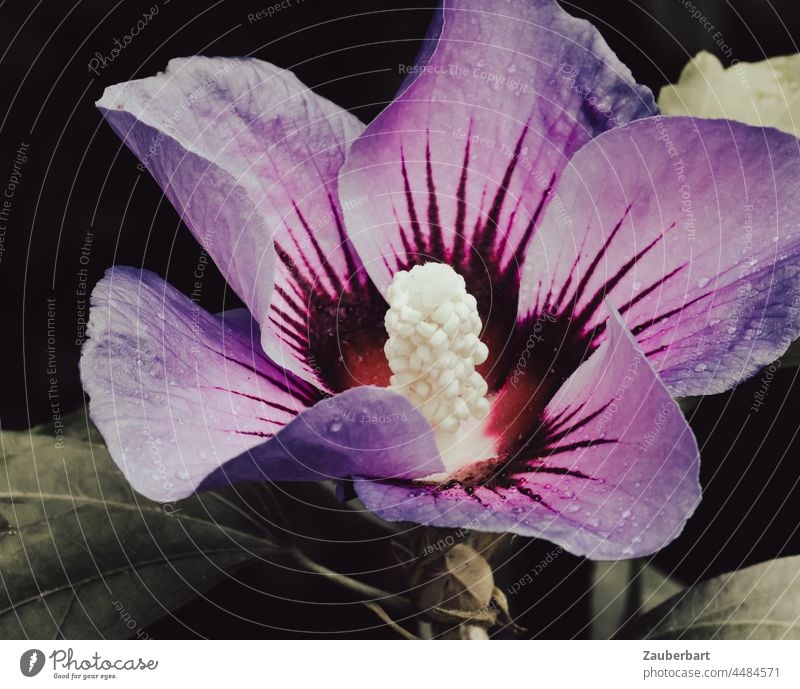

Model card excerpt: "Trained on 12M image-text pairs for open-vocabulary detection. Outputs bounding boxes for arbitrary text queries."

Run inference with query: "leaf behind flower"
[626,556,800,639]
[0,411,281,639]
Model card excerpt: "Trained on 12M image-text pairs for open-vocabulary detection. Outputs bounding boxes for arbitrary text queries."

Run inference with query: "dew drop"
[175,470,190,481]
[694,363,707,372]
[697,277,710,288]
[329,420,343,433]
[567,504,581,513]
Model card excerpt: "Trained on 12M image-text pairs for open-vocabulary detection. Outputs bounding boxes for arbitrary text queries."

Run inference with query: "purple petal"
[97,57,385,392]
[355,306,700,559]
[341,0,656,286]
[338,0,655,387]
[518,116,800,396]
[81,267,442,502]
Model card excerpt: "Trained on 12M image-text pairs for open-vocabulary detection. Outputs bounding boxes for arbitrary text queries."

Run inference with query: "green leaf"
[0,411,282,639]
[627,556,800,639]
[591,560,683,639]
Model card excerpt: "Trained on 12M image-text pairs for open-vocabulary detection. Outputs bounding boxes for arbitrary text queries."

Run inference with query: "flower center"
[384,263,490,434]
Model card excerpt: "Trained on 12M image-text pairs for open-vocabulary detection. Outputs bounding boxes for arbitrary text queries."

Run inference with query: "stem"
[290,549,416,616]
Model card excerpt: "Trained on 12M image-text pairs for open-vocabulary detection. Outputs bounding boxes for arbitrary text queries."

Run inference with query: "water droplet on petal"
[697,277,710,288]
[329,420,343,433]
[176,470,190,481]
[694,363,707,372]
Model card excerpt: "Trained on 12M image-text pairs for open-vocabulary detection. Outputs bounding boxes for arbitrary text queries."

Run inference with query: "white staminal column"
[384,263,491,433]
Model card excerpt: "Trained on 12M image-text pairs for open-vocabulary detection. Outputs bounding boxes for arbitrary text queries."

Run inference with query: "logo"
[20,649,45,677]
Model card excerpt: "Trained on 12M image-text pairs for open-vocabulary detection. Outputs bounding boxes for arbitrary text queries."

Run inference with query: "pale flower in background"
[659,50,800,135]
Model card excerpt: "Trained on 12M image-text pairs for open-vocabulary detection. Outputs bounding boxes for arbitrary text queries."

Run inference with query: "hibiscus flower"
[82,0,800,559]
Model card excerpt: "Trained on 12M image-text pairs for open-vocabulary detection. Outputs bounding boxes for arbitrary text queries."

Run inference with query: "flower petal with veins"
[518,116,800,396]
[355,306,700,559]
[81,267,443,502]
[97,57,387,392]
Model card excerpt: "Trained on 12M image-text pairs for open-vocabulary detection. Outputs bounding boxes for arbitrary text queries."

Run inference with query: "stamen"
[384,263,490,433]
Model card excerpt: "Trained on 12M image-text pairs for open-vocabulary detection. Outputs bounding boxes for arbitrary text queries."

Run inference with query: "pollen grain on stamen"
[383,262,490,434]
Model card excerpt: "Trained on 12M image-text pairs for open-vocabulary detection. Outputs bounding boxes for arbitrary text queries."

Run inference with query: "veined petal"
[518,116,800,396]
[97,57,386,392]
[80,267,442,502]
[355,307,700,559]
[339,0,655,385]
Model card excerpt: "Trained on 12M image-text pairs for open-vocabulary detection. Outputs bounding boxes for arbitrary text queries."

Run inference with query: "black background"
[1,0,800,638]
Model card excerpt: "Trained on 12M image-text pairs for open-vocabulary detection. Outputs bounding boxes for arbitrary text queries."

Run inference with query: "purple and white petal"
[80,267,442,502]
[97,56,384,392]
[355,306,700,559]
[339,0,655,385]
[518,116,800,396]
